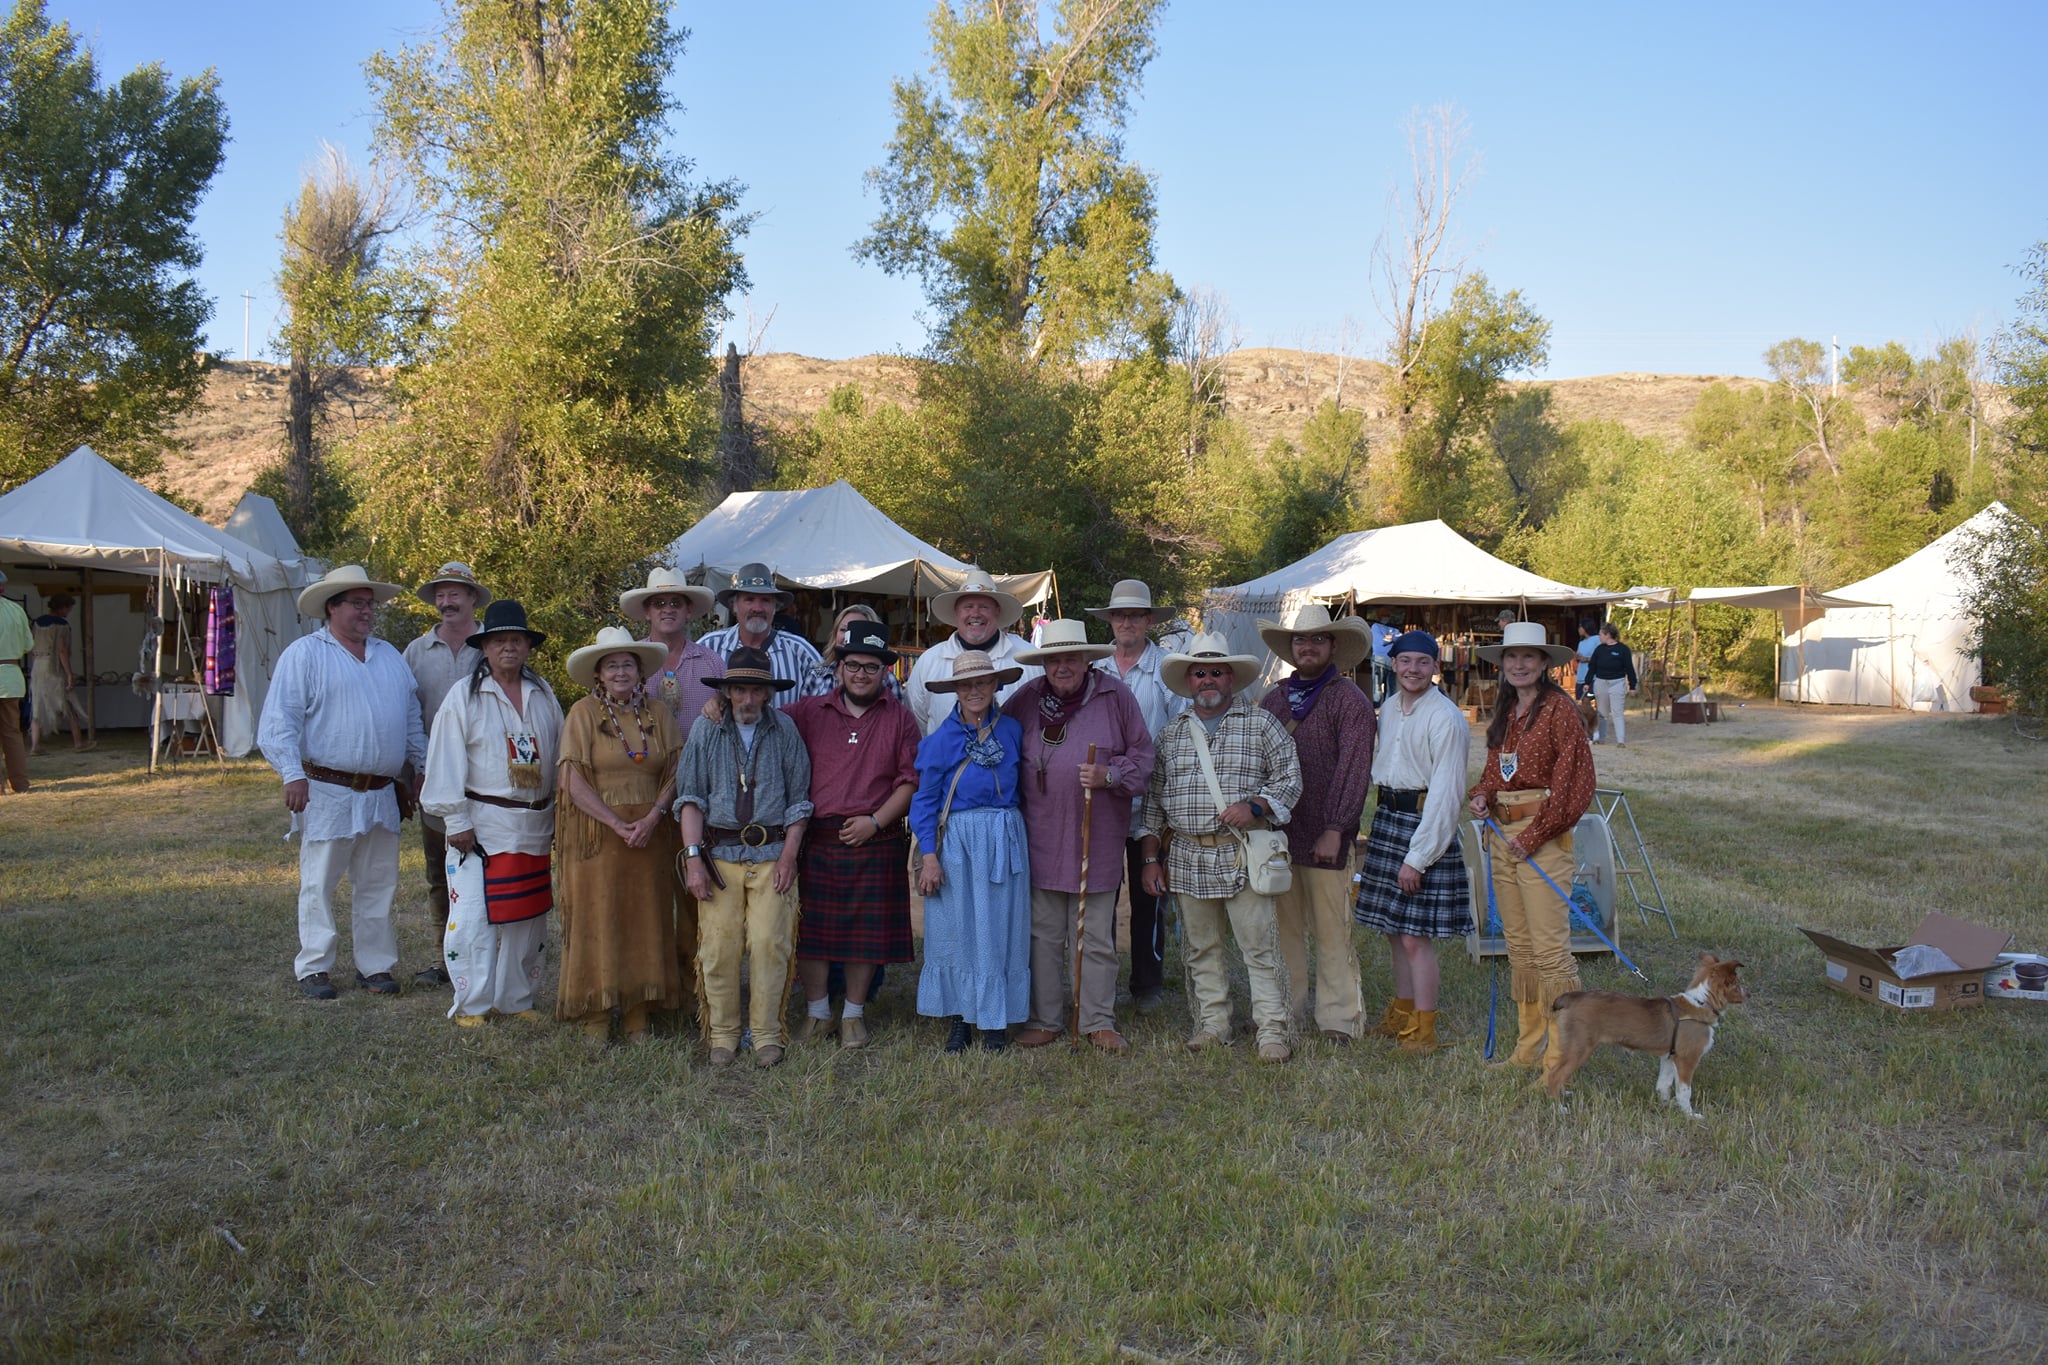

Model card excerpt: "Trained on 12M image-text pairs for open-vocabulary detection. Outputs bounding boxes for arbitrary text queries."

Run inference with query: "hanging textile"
[204,586,237,695]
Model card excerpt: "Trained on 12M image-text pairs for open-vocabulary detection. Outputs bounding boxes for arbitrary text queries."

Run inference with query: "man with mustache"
[401,562,491,987]
[904,572,1041,735]
[696,563,821,711]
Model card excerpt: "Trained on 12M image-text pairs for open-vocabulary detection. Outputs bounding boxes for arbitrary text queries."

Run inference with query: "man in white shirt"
[401,561,490,987]
[1351,631,1474,1054]
[905,572,1041,734]
[695,562,821,709]
[259,566,428,1000]
[1087,578,1186,1011]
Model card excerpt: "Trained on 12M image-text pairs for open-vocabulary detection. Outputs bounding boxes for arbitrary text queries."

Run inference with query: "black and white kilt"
[1353,805,1474,939]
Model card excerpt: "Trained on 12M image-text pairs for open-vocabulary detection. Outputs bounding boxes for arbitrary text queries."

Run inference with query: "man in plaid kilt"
[1353,631,1473,1054]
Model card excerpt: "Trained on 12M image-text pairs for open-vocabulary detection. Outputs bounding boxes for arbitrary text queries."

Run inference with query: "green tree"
[1996,240,2048,503]
[855,0,1175,364]
[350,0,746,673]
[1685,381,1799,531]
[0,0,226,490]
[1250,402,1366,573]
[1763,337,1860,479]
[1955,505,2048,720]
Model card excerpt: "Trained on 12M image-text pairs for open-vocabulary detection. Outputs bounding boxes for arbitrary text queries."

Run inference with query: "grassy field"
[4,706,2046,1362]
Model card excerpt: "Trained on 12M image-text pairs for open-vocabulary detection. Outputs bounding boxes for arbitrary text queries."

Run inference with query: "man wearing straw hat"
[1256,603,1375,1042]
[1002,619,1154,1051]
[905,571,1041,734]
[696,563,821,711]
[1136,632,1302,1062]
[620,566,723,736]
[1087,579,1186,1012]
[259,565,428,1000]
[673,646,813,1068]
[402,562,491,987]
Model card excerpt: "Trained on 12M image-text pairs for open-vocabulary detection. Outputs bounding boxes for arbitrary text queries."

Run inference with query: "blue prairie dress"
[912,709,1030,1030]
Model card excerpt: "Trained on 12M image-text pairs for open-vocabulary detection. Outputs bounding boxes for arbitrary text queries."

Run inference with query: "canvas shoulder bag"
[1187,719,1292,897]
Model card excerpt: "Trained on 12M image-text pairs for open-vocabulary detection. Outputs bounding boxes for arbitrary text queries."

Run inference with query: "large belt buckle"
[739,823,770,847]
[350,772,376,792]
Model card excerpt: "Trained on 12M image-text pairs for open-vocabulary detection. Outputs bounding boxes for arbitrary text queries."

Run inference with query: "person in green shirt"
[0,568,33,794]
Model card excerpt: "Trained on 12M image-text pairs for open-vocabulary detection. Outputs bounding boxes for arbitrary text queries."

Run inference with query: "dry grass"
[3,708,2046,1362]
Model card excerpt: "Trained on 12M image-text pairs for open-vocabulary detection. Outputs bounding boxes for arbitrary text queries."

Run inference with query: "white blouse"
[1371,686,1471,872]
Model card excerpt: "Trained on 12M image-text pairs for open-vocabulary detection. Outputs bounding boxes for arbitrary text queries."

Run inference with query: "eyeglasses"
[646,596,688,610]
[332,596,377,611]
[839,660,884,677]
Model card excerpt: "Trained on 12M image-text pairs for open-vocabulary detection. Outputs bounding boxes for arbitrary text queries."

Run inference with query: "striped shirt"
[694,626,823,709]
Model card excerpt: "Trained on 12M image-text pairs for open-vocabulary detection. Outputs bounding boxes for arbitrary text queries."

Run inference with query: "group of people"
[256,550,1606,1075]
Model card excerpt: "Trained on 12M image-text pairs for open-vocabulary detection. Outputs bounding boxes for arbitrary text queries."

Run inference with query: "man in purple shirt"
[1001,619,1155,1052]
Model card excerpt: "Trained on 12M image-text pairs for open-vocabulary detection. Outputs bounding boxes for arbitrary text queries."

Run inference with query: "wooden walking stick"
[1072,742,1098,1047]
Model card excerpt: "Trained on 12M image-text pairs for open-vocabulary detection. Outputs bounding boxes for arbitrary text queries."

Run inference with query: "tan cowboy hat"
[620,566,715,622]
[297,564,404,617]
[1085,578,1172,623]
[1257,602,1373,675]
[415,561,493,609]
[567,626,668,688]
[925,649,1024,693]
[1161,632,1263,697]
[929,570,1024,630]
[1014,618,1114,665]
[1475,620,1578,668]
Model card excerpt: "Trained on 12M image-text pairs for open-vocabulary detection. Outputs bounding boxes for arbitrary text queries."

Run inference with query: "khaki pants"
[1485,815,1581,1004]
[697,858,798,1051]
[1179,885,1290,1048]
[1027,888,1120,1036]
[1272,863,1364,1037]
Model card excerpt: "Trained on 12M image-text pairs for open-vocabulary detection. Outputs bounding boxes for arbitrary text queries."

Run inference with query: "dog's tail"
[1549,991,1587,1013]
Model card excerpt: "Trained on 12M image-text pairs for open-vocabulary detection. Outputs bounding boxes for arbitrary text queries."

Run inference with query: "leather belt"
[304,762,395,792]
[465,788,553,812]
[707,823,787,848]
[1377,786,1427,815]
[1492,789,1551,824]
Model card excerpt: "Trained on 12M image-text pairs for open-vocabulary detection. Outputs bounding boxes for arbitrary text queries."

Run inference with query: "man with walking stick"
[1001,620,1154,1052]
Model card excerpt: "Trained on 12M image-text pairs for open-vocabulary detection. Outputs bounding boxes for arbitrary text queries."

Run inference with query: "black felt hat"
[465,599,546,649]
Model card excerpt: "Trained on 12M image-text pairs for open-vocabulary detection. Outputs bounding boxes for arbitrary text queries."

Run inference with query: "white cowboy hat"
[414,561,493,609]
[567,626,668,688]
[1161,632,1263,698]
[1257,602,1373,675]
[1014,618,1114,665]
[620,566,715,622]
[925,649,1024,693]
[1475,621,1578,668]
[297,564,404,618]
[930,570,1024,630]
[1085,578,1172,623]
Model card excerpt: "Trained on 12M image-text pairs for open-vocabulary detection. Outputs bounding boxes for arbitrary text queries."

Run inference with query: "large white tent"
[0,447,306,756]
[226,491,326,583]
[1781,503,2016,710]
[661,479,1055,630]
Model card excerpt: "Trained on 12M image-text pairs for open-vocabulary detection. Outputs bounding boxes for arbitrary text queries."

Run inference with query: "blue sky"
[43,0,2048,379]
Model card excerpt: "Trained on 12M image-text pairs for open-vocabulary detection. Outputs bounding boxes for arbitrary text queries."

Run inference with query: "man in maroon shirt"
[1257,604,1377,1041]
[786,619,922,1048]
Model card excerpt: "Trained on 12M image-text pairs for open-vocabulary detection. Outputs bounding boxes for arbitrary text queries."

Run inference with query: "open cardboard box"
[1800,913,2013,1012]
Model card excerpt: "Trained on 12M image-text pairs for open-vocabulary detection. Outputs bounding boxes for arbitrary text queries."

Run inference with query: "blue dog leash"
[1478,831,1502,1060]
[1482,817,1652,986]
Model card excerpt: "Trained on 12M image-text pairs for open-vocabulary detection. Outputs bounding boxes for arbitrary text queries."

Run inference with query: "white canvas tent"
[661,479,1055,629]
[1645,586,1883,702]
[1781,503,2016,711]
[226,491,326,583]
[0,447,305,757]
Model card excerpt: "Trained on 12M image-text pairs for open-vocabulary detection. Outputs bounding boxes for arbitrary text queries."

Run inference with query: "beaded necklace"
[598,688,653,763]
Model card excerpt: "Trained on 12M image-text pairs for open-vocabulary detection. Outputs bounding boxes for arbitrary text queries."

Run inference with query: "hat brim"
[833,642,900,666]
[1256,617,1373,675]
[566,639,667,688]
[931,588,1024,630]
[1474,642,1578,668]
[415,578,493,609]
[1084,604,1173,623]
[1160,654,1263,698]
[715,585,795,610]
[466,625,547,650]
[927,664,1025,693]
[1013,640,1115,666]
[620,584,715,622]
[705,671,796,692]
[298,578,405,617]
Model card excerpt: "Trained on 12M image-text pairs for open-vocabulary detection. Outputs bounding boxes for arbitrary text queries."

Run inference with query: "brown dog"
[1544,953,1748,1119]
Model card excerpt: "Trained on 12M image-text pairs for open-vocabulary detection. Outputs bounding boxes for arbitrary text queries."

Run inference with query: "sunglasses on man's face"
[1188,667,1232,680]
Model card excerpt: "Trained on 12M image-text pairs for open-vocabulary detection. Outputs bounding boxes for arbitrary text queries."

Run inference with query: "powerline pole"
[242,291,254,361]
[1830,334,1839,397]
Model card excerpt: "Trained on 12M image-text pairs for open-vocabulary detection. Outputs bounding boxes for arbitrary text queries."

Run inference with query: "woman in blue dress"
[912,650,1029,1052]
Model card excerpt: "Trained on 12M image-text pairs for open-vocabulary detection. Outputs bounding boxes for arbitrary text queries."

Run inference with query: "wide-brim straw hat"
[415,561,493,609]
[298,564,404,617]
[704,645,796,692]
[567,626,667,688]
[1257,602,1373,674]
[1085,578,1172,623]
[930,571,1024,630]
[1475,621,1577,668]
[620,566,715,622]
[1014,618,1113,665]
[714,562,795,610]
[1161,632,1263,698]
[926,649,1024,693]
[466,599,547,649]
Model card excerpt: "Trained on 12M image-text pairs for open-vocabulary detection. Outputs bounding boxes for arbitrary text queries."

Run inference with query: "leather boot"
[1396,1009,1440,1054]
[1490,1000,1547,1069]
[1369,997,1414,1039]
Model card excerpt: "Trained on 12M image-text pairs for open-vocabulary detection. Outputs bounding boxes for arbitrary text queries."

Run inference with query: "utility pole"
[243,291,253,361]
[1830,335,1839,398]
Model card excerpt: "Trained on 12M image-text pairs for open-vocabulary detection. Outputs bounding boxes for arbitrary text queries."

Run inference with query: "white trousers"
[295,828,401,980]
[1593,677,1628,744]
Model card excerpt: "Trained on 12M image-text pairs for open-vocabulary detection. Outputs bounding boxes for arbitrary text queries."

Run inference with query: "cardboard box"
[1800,914,2013,1012]
[1670,700,1720,724]
[1984,952,2048,1002]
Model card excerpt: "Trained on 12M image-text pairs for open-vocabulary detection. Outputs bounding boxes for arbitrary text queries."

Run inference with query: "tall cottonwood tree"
[352,0,746,664]
[856,0,1176,364]
[0,0,226,489]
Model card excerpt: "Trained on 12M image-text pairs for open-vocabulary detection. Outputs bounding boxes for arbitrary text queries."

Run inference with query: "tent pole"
[149,550,167,774]
[81,567,97,739]
[1655,595,1677,719]
[1688,601,1698,693]
[1889,606,1899,708]
[1798,597,1807,705]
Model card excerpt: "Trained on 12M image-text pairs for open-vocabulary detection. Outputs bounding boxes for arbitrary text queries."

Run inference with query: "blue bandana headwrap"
[1388,630,1439,660]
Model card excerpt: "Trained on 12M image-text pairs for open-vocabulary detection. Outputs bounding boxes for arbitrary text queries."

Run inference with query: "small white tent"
[661,479,1055,625]
[1782,503,2016,710]
[225,491,326,585]
[0,447,303,756]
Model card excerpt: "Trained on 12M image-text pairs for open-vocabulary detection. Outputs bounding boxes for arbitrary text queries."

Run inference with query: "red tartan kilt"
[797,828,912,963]
[484,851,553,925]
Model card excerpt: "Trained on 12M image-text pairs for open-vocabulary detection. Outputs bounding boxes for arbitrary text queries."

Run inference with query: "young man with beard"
[402,562,491,987]
[1136,633,1302,1062]
[905,572,1041,734]
[696,563,821,711]
[785,620,921,1049]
